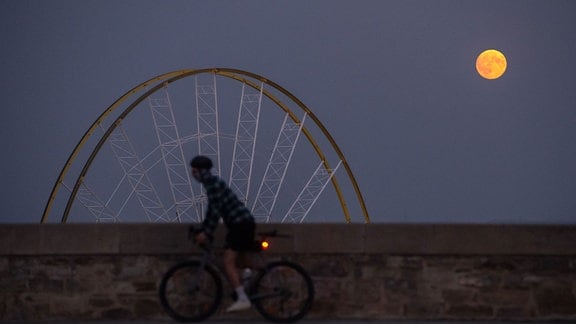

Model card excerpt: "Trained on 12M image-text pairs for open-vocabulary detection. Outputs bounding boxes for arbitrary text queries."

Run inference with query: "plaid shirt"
[200,173,254,240]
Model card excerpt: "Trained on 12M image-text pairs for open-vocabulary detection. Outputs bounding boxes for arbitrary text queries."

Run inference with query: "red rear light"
[261,240,270,250]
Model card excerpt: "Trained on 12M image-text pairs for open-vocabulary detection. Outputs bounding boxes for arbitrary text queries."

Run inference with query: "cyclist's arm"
[200,180,225,240]
[200,206,219,241]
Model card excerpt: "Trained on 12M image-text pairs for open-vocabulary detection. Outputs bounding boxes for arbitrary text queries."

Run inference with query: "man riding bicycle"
[190,155,256,312]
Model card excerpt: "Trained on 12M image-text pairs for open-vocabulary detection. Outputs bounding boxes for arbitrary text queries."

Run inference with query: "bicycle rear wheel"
[251,260,314,322]
[158,260,223,322]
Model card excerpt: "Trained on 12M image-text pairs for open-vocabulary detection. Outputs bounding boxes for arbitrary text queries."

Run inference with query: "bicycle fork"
[187,252,212,294]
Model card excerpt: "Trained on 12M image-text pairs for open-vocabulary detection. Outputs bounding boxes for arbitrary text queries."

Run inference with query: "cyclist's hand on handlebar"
[194,231,208,245]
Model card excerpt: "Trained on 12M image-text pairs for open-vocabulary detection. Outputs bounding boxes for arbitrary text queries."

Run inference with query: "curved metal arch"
[41,69,193,223]
[41,68,370,223]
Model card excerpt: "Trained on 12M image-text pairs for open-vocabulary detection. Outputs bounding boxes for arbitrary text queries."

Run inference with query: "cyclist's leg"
[223,248,241,288]
[224,222,256,286]
[223,222,255,312]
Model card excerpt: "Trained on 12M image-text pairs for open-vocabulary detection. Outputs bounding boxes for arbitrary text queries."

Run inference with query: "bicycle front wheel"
[158,260,223,322]
[251,260,314,322]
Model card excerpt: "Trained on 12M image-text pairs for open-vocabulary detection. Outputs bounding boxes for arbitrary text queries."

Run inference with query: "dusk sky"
[1,1,575,224]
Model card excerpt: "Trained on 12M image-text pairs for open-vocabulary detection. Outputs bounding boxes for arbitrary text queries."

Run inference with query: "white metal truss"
[195,74,221,176]
[149,87,198,222]
[63,124,121,222]
[251,113,307,222]
[72,182,118,223]
[228,82,263,203]
[108,126,168,222]
[282,160,342,223]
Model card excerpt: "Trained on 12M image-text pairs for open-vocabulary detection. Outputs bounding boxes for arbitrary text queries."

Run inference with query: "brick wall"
[1,223,575,321]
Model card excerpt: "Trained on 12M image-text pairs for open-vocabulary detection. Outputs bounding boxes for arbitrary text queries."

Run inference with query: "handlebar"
[188,226,211,252]
[188,225,203,239]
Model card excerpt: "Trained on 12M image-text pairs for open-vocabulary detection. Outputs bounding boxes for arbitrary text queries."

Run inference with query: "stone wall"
[1,223,576,321]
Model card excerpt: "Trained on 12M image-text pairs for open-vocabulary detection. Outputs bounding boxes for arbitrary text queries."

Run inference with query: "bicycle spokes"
[159,261,223,322]
[252,261,314,322]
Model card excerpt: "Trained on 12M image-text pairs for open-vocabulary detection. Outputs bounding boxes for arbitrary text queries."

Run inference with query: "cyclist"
[189,155,256,312]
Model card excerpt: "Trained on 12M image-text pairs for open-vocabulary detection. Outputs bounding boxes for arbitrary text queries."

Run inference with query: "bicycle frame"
[160,227,314,322]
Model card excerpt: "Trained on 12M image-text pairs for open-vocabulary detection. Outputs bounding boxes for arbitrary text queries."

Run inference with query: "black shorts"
[225,221,256,252]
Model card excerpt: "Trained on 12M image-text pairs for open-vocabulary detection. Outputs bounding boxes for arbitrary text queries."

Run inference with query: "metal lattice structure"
[251,113,306,222]
[228,82,263,203]
[108,126,167,222]
[283,160,342,223]
[41,68,370,224]
[195,75,221,176]
[148,89,197,222]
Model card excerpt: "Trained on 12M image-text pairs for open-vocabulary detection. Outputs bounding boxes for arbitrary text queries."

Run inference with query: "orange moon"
[476,49,507,79]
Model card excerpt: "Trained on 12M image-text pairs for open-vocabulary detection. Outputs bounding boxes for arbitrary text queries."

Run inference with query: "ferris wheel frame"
[41,68,370,224]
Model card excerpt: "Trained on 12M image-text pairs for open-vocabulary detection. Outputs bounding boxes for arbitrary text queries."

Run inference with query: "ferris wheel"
[41,68,370,224]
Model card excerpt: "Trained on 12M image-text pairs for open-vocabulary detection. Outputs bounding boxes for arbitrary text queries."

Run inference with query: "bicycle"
[158,226,315,322]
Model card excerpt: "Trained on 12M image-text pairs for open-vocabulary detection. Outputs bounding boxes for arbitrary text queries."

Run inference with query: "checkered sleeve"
[200,176,253,238]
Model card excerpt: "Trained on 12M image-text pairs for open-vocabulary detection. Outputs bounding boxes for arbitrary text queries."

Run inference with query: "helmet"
[190,155,213,170]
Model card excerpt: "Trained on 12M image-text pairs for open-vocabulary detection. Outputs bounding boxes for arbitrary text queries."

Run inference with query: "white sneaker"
[226,298,251,312]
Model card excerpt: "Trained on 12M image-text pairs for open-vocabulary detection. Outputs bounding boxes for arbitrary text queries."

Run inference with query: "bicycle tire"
[158,260,223,322]
[251,260,314,322]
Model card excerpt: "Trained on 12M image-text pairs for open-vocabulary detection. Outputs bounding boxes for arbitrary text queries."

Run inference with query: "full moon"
[476,49,507,79]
